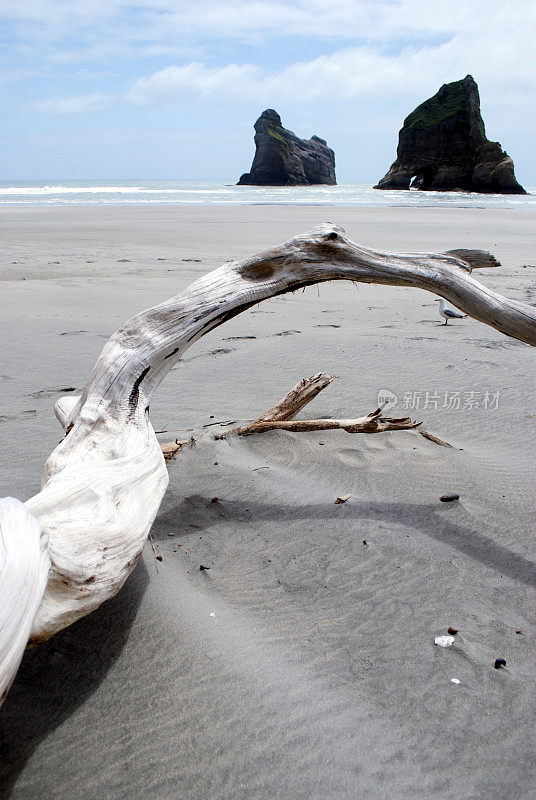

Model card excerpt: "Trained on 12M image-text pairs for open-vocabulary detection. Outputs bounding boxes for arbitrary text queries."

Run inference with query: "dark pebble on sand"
[156,555,163,562]
[440,493,460,502]
[362,540,367,545]
[211,497,219,503]
[494,658,507,669]
[447,627,459,635]
[199,565,210,571]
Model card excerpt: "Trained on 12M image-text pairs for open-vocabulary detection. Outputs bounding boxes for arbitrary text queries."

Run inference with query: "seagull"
[434,298,466,325]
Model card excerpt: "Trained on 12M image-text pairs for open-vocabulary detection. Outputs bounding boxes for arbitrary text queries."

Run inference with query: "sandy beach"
[1,204,535,799]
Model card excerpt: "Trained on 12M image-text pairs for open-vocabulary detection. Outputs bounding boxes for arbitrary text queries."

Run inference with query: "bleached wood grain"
[0,498,50,701]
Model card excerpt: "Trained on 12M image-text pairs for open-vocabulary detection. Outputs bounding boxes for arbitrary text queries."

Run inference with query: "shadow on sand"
[0,560,149,798]
[155,494,536,589]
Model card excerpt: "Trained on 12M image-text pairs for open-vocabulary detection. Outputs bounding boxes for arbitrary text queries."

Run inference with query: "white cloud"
[6,0,536,142]
[127,23,536,111]
[127,62,261,103]
[2,0,535,54]
[31,92,111,113]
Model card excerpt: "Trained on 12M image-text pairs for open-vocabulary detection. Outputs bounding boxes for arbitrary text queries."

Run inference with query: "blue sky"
[1,0,535,182]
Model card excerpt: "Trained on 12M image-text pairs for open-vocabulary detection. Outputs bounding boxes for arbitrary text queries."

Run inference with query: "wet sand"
[1,204,535,799]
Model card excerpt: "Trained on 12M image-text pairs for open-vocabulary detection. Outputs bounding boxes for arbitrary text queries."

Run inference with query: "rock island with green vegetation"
[237,109,336,186]
[374,75,526,194]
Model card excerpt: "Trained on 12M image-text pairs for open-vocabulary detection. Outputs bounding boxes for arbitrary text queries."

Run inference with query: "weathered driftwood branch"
[254,372,337,422]
[226,373,419,436]
[232,410,420,436]
[163,374,339,447]
[2,224,536,702]
[419,430,453,448]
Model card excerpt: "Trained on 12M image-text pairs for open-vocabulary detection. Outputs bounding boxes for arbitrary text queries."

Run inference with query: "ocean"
[0,179,534,208]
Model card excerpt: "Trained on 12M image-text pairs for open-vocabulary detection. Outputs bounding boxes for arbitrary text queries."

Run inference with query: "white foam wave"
[0,181,534,208]
[0,186,237,195]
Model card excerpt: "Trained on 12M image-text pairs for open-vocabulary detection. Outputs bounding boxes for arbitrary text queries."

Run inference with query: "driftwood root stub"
[443,249,501,271]
[1,223,535,703]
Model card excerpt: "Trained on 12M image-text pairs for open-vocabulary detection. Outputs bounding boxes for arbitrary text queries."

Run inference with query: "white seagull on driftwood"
[435,298,466,325]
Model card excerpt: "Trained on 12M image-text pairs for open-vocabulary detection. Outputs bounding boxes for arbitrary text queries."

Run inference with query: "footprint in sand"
[180,348,236,363]
[464,338,527,349]
[471,359,501,367]
[0,410,37,423]
[29,387,77,399]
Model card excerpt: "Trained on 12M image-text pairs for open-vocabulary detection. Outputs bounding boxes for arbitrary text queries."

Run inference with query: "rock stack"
[374,75,525,194]
[238,109,336,186]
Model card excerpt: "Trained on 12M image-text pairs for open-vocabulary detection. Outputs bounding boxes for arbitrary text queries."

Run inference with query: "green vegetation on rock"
[403,80,469,131]
[374,76,525,193]
[267,123,290,155]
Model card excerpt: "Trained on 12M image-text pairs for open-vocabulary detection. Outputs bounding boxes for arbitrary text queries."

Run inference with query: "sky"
[1,0,535,182]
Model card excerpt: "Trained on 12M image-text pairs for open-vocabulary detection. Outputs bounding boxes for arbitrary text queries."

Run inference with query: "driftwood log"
[1,223,535,704]
[231,410,419,436]
[224,373,420,436]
